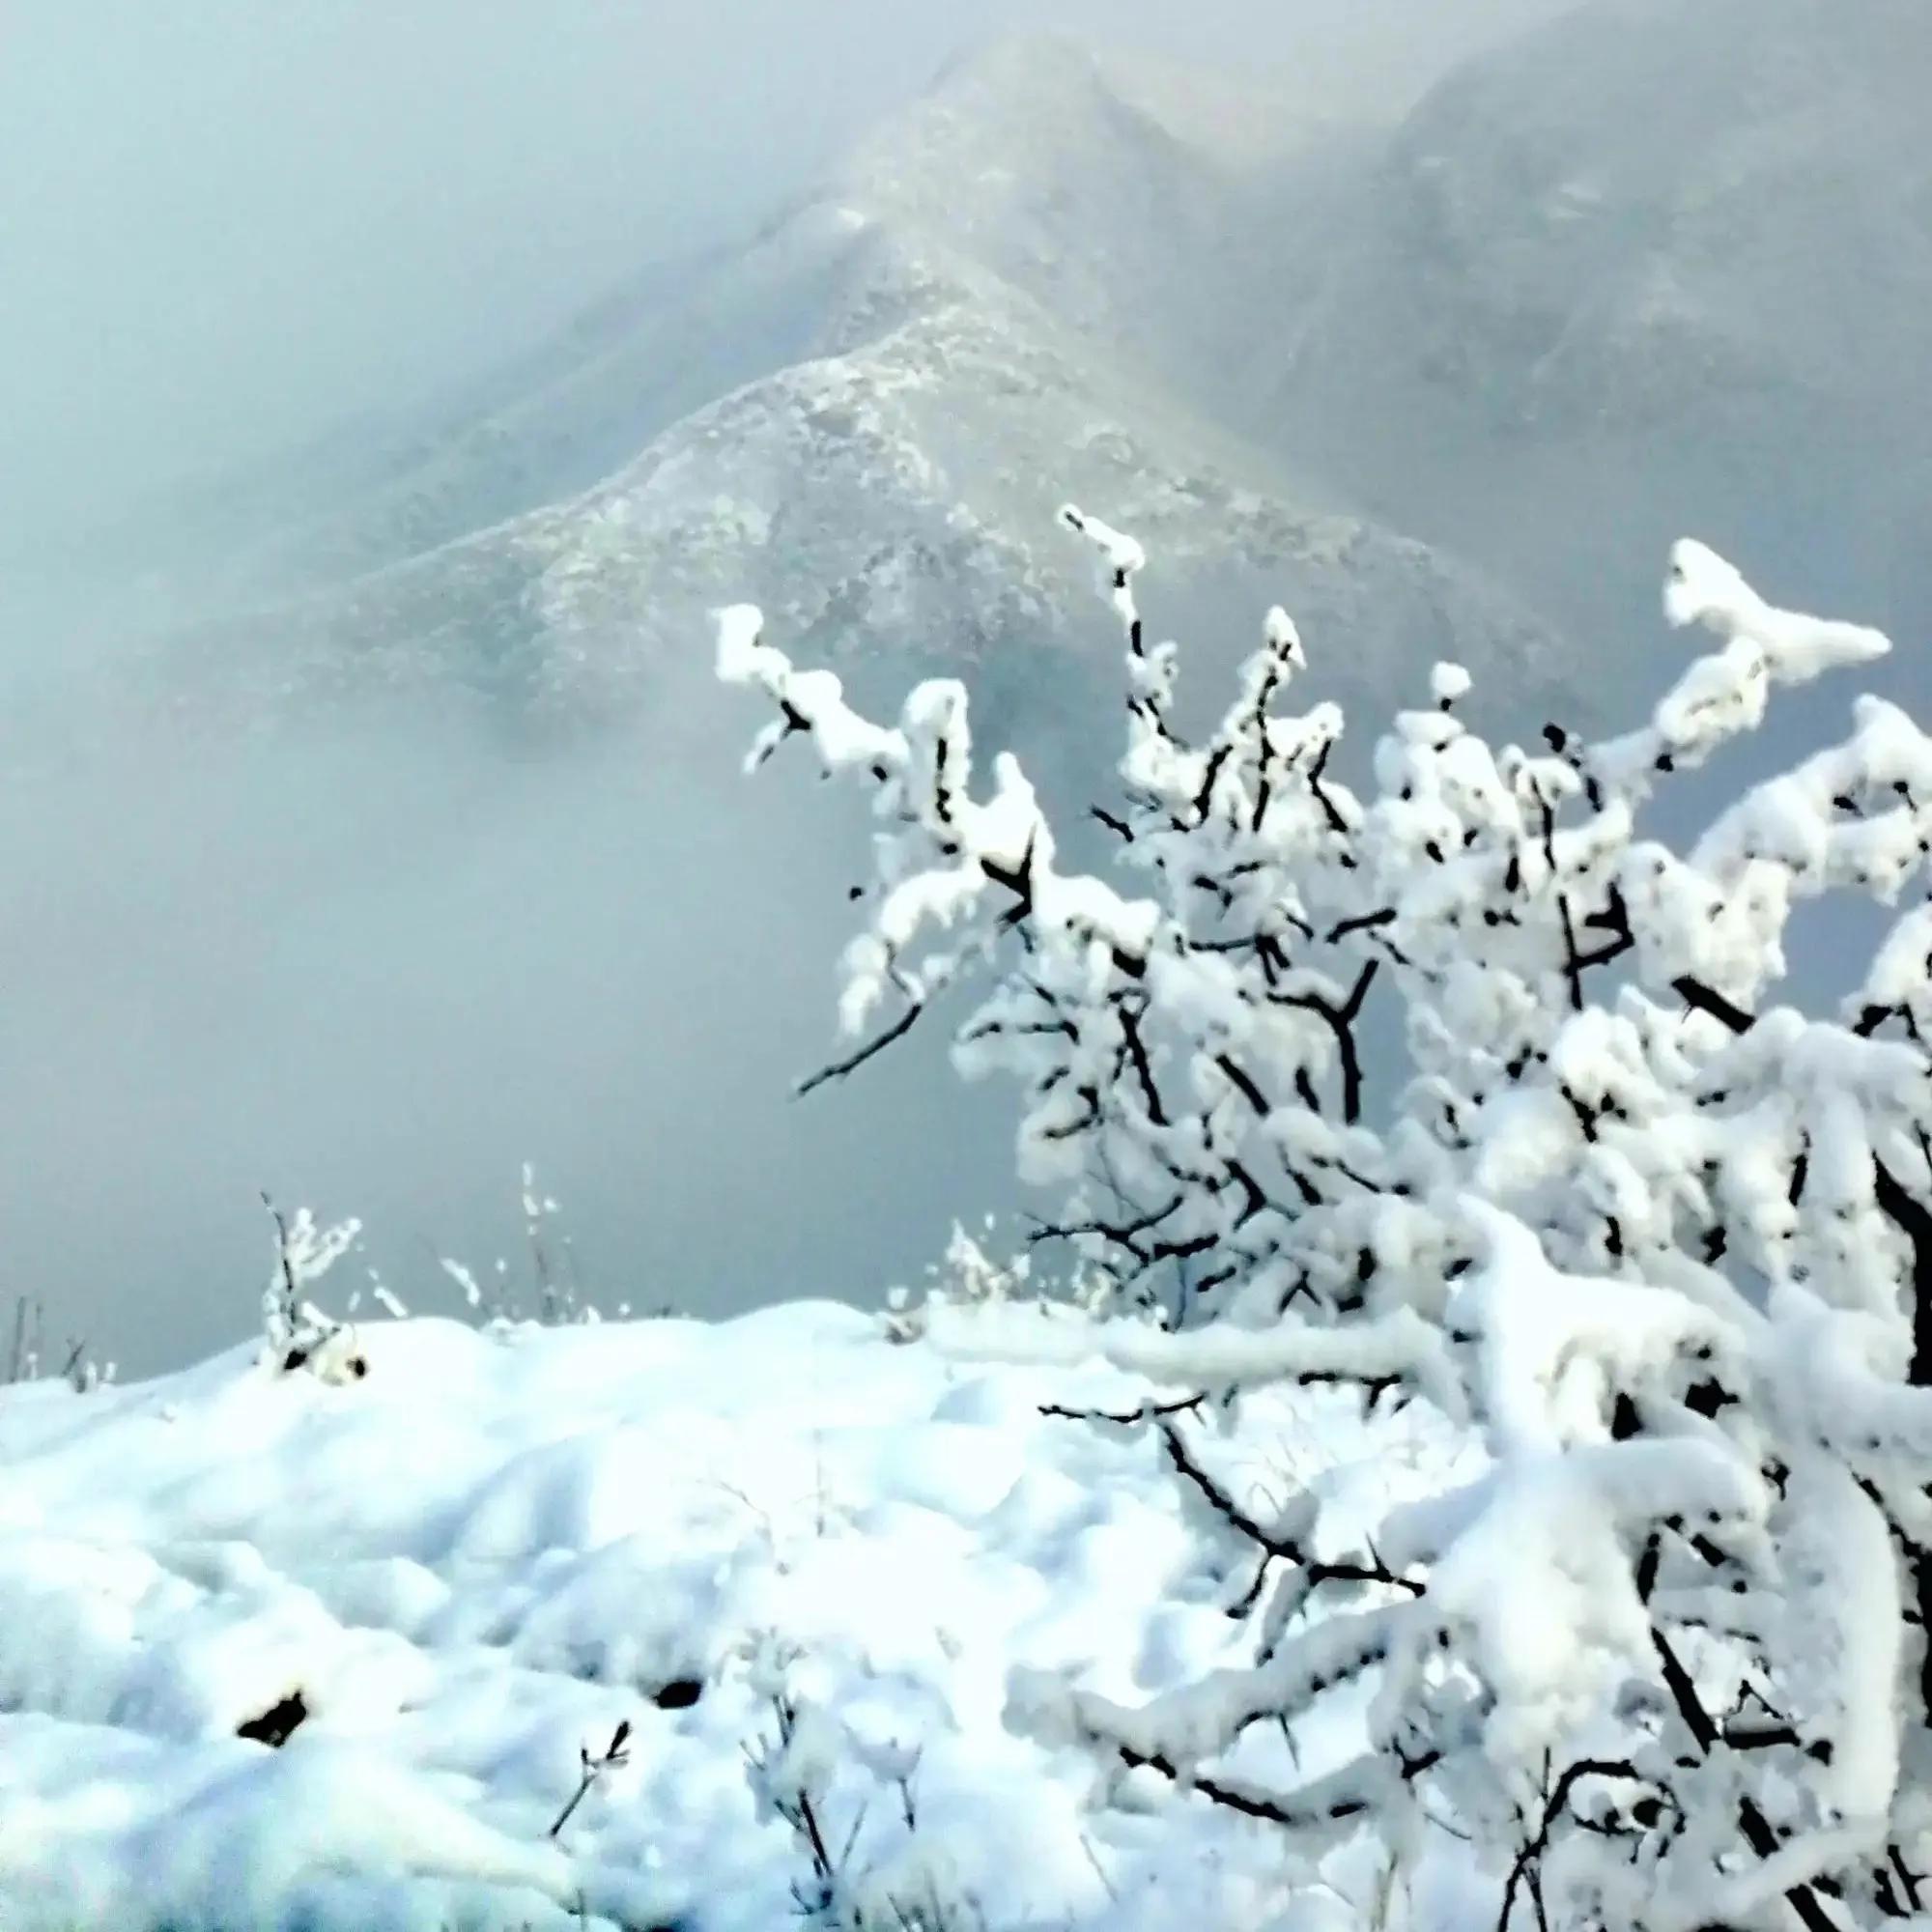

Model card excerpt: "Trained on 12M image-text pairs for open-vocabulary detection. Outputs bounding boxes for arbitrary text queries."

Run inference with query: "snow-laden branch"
[923,1298,1461,1413]
[720,511,1929,1929]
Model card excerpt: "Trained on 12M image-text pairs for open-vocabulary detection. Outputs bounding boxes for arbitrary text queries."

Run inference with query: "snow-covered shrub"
[886,1216,1112,1343]
[720,508,1932,1928]
[520,1159,591,1325]
[260,1193,366,1380]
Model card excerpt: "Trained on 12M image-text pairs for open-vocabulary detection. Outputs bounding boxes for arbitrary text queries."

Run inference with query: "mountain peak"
[866,30,1313,185]
[837,31,1142,219]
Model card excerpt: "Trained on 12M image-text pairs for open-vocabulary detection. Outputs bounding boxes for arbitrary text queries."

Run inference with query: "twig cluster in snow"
[884,1215,1110,1342]
[438,1162,617,1329]
[251,1165,631,1383]
[550,1720,633,1841]
[722,502,1932,1929]
[745,1647,979,1932]
[4,1293,113,1392]
[259,1192,366,1381]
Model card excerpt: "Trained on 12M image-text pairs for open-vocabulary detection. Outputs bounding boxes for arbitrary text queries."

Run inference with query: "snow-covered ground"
[0,1301,1464,1931]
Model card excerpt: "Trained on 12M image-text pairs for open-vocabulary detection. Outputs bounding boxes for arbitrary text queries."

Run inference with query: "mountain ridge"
[137,3,1930,749]
[152,30,1576,738]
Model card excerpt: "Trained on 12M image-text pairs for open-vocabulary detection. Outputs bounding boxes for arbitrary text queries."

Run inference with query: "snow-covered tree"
[719,507,1932,1930]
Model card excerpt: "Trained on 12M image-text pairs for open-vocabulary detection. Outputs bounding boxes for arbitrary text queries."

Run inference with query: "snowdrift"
[0,1302,1453,1930]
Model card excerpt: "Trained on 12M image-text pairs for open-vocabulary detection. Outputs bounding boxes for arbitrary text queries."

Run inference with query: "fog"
[0,0,1565,547]
[0,663,1030,1372]
[0,0,1579,1374]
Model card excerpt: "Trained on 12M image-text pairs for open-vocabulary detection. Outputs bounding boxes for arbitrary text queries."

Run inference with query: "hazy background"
[3,0,1918,1376]
[0,0,1577,1373]
[0,0,1559,550]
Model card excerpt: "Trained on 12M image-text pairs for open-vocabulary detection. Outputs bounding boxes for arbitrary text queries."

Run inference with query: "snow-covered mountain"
[154,35,1571,738]
[145,4,1929,745]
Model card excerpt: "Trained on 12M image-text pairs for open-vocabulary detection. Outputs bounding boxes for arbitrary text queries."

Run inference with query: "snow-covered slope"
[189,267,1564,729]
[155,35,1571,731]
[0,1302,1462,1930]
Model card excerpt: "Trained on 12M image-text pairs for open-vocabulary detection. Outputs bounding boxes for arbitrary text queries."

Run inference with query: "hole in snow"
[237,1689,309,1748]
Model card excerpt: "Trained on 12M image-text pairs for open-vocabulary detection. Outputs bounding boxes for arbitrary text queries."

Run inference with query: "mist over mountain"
[1266,0,1932,656]
[7,17,1932,1927]
[146,32,1570,757]
[131,0,1931,742]
[4,0,1925,1372]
